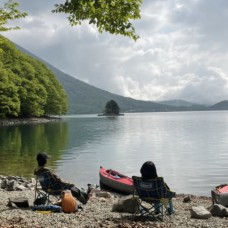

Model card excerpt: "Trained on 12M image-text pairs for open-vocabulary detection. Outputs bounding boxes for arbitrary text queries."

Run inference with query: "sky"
[3,0,228,105]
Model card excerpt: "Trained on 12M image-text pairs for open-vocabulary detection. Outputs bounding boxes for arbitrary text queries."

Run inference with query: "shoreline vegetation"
[0,116,61,127]
[97,113,124,116]
[0,115,126,126]
[0,176,228,227]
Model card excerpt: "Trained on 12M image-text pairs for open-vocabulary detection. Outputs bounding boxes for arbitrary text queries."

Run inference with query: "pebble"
[0,176,228,227]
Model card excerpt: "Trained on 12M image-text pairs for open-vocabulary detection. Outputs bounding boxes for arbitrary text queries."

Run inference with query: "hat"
[36,152,50,162]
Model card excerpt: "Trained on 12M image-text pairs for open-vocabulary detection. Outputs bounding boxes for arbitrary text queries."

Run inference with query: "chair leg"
[139,204,163,221]
[131,199,168,222]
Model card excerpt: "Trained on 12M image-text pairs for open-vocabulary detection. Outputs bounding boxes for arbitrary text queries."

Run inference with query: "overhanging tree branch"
[52,0,142,41]
[0,0,27,32]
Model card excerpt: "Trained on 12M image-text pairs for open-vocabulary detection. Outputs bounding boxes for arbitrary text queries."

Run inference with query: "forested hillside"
[16,42,210,114]
[0,36,68,118]
[45,66,179,114]
[16,43,179,114]
[44,64,210,114]
[14,40,228,115]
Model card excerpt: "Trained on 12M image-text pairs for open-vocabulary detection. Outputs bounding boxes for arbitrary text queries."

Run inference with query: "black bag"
[8,197,29,208]
[34,196,47,205]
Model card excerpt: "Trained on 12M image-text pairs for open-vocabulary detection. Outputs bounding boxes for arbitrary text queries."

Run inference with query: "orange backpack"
[60,190,78,213]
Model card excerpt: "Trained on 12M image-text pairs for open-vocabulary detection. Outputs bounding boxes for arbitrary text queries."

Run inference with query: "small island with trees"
[98,100,124,116]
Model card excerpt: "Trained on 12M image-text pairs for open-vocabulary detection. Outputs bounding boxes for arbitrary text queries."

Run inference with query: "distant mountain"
[207,100,228,110]
[45,65,179,114]
[157,99,205,107]
[14,42,227,114]
[15,43,178,114]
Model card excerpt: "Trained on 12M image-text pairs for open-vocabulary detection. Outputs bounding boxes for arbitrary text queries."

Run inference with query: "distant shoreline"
[97,113,124,116]
[0,116,61,127]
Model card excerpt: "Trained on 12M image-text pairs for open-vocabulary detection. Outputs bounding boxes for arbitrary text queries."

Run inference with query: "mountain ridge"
[157,99,206,107]
[14,42,228,114]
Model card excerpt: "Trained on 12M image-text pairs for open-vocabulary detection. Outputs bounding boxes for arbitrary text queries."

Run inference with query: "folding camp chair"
[132,176,176,221]
[34,171,65,206]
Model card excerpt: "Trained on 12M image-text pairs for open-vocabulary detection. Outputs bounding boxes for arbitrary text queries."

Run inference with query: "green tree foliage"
[104,99,120,115]
[0,0,27,32]
[0,68,20,118]
[0,36,68,118]
[52,0,142,40]
[1,0,141,40]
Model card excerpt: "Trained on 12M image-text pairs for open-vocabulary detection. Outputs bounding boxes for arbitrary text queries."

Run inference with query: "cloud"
[3,0,228,104]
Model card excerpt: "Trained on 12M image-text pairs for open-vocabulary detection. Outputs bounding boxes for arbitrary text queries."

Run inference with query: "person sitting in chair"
[140,161,175,214]
[34,152,91,204]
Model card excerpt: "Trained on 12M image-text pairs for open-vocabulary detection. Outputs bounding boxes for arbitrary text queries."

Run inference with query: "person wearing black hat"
[34,152,91,204]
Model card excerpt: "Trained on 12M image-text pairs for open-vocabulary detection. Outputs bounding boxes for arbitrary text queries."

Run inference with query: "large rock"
[1,179,17,191]
[183,196,191,203]
[190,206,212,219]
[112,195,139,214]
[210,204,228,217]
[16,184,26,191]
[6,180,18,191]
[1,179,8,189]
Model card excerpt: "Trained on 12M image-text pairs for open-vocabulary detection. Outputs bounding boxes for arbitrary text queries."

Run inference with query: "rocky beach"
[0,176,228,228]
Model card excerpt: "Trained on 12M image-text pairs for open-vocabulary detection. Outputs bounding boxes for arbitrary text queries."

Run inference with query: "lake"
[0,111,228,196]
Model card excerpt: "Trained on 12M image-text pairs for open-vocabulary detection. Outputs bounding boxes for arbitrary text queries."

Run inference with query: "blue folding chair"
[132,176,176,221]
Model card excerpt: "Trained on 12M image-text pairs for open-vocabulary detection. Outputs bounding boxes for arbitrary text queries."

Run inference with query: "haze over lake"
[1,111,228,196]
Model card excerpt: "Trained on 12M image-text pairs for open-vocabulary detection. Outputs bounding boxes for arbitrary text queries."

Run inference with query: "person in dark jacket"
[140,161,175,214]
[34,152,91,204]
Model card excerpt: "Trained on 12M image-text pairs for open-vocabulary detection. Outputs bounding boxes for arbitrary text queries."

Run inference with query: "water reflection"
[0,121,68,177]
[1,112,228,196]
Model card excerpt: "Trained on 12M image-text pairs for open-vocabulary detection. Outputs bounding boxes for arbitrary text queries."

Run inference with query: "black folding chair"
[132,176,176,221]
[34,171,64,205]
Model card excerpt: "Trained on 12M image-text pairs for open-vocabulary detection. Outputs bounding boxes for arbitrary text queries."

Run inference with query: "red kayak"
[99,166,133,194]
[211,184,228,207]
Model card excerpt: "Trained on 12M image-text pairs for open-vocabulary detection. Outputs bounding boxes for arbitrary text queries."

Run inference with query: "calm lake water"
[1,111,228,196]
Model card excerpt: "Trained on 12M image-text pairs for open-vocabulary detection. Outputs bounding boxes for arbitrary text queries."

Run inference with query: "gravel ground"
[0,189,228,228]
